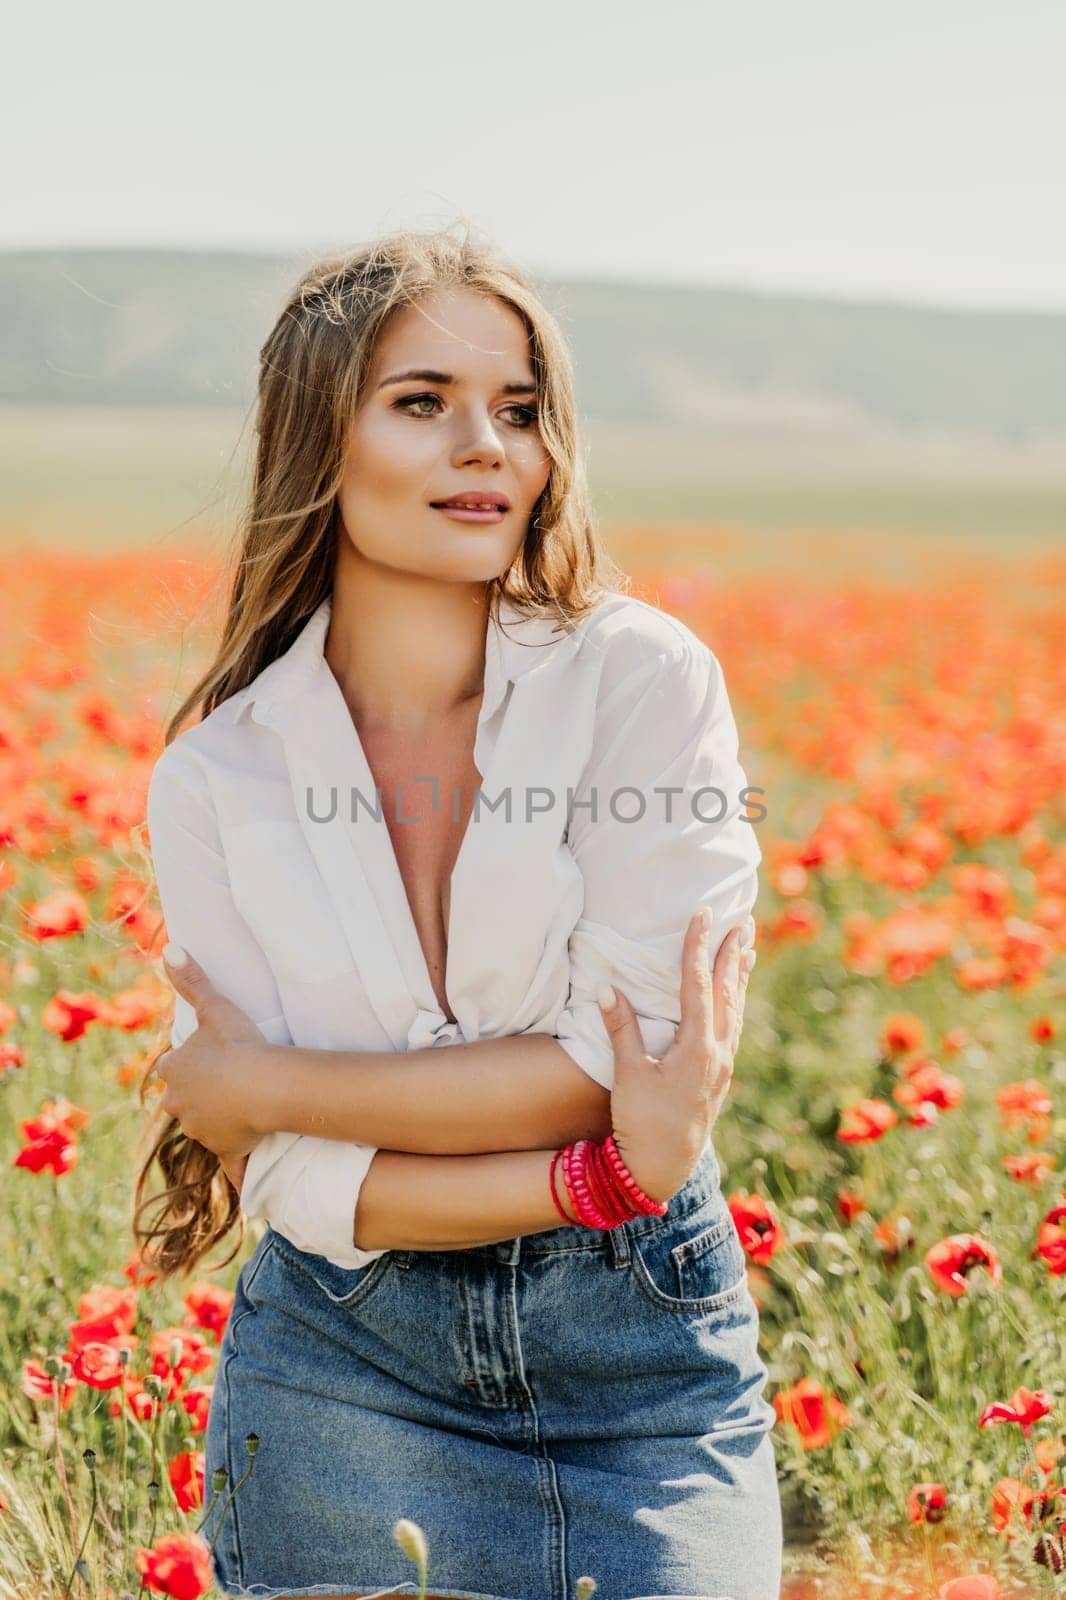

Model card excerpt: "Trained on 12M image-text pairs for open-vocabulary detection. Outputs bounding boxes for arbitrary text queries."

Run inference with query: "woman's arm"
[147,740,383,1270]
[356,909,744,1254]
[147,738,605,1270]
[247,1031,612,1154]
[355,1146,580,1252]
[550,637,761,1092]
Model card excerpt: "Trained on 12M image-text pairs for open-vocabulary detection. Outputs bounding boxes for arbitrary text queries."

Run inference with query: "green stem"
[120,1388,130,1585]
[52,1384,78,1565]
[136,1481,160,1600]
[195,1483,222,1537]
[61,1456,97,1600]
[206,1447,259,1563]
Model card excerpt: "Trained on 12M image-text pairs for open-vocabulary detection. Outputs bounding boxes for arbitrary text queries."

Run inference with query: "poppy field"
[0,537,1064,1600]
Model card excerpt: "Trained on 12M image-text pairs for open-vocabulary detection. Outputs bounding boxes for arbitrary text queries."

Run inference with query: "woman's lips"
[430,504,508,523]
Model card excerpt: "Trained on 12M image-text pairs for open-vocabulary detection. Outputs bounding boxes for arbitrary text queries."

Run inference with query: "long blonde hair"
[133,221,628,1281]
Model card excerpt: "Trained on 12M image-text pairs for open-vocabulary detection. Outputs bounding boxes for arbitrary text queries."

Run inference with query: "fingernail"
[701,908,712,935]
[596,983,617,1011]
[163,942,189,968]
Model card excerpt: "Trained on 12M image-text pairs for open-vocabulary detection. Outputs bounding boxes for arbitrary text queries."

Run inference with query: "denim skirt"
[203,1144,782,1600]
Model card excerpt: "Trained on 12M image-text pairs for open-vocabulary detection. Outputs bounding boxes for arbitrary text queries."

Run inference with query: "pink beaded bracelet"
[552,1135,669,1230]
[564,1140,613,1230]
[602,1135,668,1217]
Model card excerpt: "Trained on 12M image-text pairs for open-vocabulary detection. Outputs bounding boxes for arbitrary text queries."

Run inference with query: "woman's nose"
[453,413,505,464]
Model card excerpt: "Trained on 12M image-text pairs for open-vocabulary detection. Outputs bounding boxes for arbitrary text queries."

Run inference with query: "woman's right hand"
[603,911,755,1206]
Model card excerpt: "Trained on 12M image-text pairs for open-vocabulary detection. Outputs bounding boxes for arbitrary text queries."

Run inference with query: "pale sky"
[6,0,1064,311]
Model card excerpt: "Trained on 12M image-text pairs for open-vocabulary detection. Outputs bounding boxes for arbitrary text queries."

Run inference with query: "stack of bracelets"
[549,1134,669,1228]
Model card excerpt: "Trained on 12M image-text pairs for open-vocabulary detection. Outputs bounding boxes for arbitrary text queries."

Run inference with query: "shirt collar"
[243,591,582,727]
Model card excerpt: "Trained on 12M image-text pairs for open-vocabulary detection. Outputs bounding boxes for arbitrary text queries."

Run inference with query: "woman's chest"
[359,713,484,1022]
[212,657,602,1051]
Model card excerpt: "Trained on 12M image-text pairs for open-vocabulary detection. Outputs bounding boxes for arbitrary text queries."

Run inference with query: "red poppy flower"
[990,1476,1034,1537]
[835,1186,867,1223]
[0,1041,23,1075]
[978,1386,1053,1437]
[773,1377,850,1449]
[1033,1435,1066,1476]
[1001,1151,1054,1184]
[837,1098,898,1142]
[925,1233,1002,1297]
[726,1191,784,1265]
[13,1128,79,1176]
[939,1577,1002,1599]
[180,1385,214,1433]
[181,1282,235,1341]
[1035,1202,1066,1275]
[995,1079,1052,1126]
[893,1060,964,1113]
[21,1358,78,1410]
[167,1450,205,1514]
[41,990,108,1041]
[67,1285,138,1354]
[150,1326,214,1386]
[68,1341,131,1391]
[881,1012,926,1057]
[20,1097,91,1139]
[123,1250,161,1288]
[134,1532,213,1599]
[908,1481,947,1523]
[21,889,91,941]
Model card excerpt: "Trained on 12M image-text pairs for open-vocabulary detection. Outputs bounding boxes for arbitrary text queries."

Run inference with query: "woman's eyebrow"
[377,367,537,396]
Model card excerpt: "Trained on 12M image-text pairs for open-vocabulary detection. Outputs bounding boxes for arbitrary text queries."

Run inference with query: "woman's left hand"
[156,943,267,1160]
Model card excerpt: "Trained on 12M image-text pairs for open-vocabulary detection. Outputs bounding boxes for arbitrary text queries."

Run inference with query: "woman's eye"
[393,394,539,428]
[394,393,442,417]
[505,404,540,429]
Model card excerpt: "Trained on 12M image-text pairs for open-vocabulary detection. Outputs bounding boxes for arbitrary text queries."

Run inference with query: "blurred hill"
[3,247,1066,440]
[2,249,1064,562]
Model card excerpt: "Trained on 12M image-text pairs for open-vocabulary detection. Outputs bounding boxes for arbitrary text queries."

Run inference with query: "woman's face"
[337,287,552,583]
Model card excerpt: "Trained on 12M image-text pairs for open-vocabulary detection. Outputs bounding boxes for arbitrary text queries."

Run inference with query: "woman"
[136,226,780,1600]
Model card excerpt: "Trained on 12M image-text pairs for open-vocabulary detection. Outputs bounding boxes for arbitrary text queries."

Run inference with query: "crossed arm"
[248,1031,614,1252]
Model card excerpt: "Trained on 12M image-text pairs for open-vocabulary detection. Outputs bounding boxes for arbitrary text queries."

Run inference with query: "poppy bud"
[394,1518,428,1568]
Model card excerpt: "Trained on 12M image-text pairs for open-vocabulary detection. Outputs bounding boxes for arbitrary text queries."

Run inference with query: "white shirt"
[146,591,761,1269]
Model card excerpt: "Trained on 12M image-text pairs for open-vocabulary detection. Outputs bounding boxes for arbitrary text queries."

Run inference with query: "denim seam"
[629,1233,749,1315]
[269,1237,396,1311]
[222,1236,281,1590]
[500,1260,569,1600]
[670,1212,732,1268]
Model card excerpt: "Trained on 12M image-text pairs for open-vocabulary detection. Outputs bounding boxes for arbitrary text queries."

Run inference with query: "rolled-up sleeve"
[146,741,387,1270]
[552,641,762,1091]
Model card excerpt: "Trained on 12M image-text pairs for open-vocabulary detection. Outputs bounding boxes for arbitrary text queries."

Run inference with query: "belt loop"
[495,1237,522,1266]
[607,1221,631,1267]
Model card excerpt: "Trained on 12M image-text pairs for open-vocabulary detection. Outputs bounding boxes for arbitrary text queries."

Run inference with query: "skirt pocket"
[260,1227,409,1314]
[629,1195,749,1315]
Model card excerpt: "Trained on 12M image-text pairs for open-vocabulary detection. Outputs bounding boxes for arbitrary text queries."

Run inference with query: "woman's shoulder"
[573,592,714,699]
[146,684,267,802]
